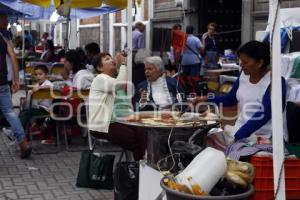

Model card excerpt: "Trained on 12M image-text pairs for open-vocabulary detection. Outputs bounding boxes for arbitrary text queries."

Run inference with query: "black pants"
[90,123,147,161]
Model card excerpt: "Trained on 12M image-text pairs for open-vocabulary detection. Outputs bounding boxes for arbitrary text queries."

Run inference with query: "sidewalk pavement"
[0,132,114,200]
[0,90,114,200]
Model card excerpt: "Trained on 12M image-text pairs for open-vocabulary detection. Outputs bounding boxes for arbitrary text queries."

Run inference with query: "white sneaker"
[2,128,17,145]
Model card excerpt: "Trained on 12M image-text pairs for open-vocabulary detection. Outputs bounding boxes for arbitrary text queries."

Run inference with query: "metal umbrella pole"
[64,16,70,50]
[127,0,133,96]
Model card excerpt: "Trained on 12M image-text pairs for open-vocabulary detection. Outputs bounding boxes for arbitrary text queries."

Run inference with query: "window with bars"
[79,27,100,47]
[114,27,122,52]
[55,24,61,46]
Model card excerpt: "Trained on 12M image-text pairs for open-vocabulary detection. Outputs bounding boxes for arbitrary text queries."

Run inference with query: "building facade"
[22,0,300,54]
[246,0,300,41]
[152,0,242,53]
[22,0,151,54]
[152,0,300,53]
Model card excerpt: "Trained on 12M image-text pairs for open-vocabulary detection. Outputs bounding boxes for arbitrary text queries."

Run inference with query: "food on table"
[127,114,142,122]
[203,112,219,120]
[125,111,218,126]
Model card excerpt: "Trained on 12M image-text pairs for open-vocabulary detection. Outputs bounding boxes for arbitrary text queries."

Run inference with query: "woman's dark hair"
[237,40,270,69]
[46,40,55,51]
[91,52,112,72]
[34,65,48,74]
[76,47,87,65]
[207,22,217,30]
[135,22,145,31]
[186,25,194,34]
[57,49,65,60]
[85,42,100,55]
[65,50,84,74]
[172,24,182,30]
[165,62,177,73]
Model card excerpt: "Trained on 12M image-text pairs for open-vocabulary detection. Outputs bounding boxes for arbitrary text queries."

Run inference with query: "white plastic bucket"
[176,147,227,194]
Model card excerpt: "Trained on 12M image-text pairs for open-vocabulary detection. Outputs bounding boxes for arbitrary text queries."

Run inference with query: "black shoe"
[20,147,32,159]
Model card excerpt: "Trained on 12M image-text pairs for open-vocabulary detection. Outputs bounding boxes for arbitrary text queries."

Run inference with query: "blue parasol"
[0,1,31,16]
[0,0,120,20]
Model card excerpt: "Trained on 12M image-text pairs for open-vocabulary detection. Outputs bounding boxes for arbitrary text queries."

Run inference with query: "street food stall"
[116,110,220,200]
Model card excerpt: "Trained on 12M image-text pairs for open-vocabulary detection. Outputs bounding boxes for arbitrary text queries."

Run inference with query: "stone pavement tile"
[43,193,56,200]
[4,186,27,191]
[88,189,111,199]
[61,185,74,193]
[27,184,38,192]
[36,181,48,190]
[102,190,114,200]
[16,188,28,196]
[0,190,14,195]
[5,193,18,200]
[78,194,92,199]
[45,177,57,185]
[32,198,44,200]
[18,194,44,199]
[52,189,66,197]
[1,180,13,187]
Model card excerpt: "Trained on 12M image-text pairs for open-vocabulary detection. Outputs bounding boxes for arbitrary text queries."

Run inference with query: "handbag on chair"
[76,149,115,189]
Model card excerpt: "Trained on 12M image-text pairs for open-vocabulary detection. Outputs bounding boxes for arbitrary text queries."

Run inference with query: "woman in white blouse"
[88,52,147,161]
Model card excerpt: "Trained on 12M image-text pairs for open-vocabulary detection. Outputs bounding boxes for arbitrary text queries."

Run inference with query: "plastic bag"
[225,159,255,187]
[114,162,139,200]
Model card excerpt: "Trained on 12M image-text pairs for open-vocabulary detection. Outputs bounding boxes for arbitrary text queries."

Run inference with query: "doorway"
[198,0,242,52]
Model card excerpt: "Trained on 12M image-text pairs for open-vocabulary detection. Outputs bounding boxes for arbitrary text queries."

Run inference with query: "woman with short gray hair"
[133,56,184,111]
[144,56,165,72]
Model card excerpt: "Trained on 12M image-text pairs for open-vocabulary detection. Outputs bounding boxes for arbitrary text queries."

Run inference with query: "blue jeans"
[0,84,25,143]
[182,63,201,76]
[205,51,219,69]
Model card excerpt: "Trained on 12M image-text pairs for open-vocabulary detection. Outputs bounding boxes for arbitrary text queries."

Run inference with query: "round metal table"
[116,111,219,168]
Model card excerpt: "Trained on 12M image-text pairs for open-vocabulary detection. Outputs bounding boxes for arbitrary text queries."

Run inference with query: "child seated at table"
[19,65,53,131]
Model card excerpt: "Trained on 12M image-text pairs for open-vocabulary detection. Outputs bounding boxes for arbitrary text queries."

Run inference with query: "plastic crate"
[251,155,300,200]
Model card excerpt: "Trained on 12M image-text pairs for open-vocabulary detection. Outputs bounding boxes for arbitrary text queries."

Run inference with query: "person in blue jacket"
[194,40,286,142]
[133,56,184,111]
